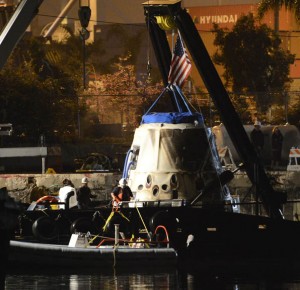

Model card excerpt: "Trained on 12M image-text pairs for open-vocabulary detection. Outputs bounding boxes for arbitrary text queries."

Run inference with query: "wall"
[1,172,122,204]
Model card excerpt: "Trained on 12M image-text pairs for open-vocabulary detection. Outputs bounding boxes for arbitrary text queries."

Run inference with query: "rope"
[135,202,151,239]
[76,231,169,248]
[118,211,130,222]
[96,235,167,247]
[102,210,130,232]
[41,209,50,217]
[154,225,170,248]
[146,0,151,78]
[102,211,115,232]
[190,86,230,202]
[88,233,100,244]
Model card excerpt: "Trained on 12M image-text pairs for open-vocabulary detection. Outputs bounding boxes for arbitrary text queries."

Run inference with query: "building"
[1,0,298,88]
[187,3,300,90]
[1,0,299,125]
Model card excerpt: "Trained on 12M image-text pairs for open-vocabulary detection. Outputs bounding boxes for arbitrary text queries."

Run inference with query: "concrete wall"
[1,172,122,203]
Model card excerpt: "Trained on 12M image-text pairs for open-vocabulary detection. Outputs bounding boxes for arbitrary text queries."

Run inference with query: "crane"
[142,0,286,219]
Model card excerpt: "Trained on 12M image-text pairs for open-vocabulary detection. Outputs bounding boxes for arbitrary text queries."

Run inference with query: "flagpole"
[168,29,192,88]
[171,29,175,51]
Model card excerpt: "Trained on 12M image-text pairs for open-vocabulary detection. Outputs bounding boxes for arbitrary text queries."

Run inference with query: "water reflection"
[5,266,300,289]
[5,270,180,290]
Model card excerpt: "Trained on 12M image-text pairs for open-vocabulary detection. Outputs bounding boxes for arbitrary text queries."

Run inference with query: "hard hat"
[119,178,127,187]
[81,177,88,184]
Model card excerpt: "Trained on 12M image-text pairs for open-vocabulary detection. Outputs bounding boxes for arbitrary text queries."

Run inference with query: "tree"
[0,36,81,145]
[82,53,164,137]
[0,30,164,145]
[258,0,300,22]
[212,13,295,114]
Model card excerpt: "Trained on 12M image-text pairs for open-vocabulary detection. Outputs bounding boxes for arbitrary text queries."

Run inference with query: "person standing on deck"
[111,178,133,209]
[77,177,96,209]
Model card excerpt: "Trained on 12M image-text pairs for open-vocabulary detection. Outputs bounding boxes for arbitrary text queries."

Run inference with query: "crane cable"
[146,0,151,78]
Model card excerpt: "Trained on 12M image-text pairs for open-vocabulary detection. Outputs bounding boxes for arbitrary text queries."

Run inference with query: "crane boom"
[0,0,44,70]
[143,0,285,219]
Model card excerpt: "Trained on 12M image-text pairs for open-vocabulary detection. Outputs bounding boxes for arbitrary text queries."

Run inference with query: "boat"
[8,239,177,269]
[5,0,300,269]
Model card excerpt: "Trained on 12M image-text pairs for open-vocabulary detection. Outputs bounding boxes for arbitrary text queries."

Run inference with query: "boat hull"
[8,240,177,269]
[13,204,300,263]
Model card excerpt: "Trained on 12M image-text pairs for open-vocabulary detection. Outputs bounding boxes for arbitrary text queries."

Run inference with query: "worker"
[77,177,96,209]
[271,126,283,169]
[250,121,264,157]
[111,178,133,208]
[58,179,76,209]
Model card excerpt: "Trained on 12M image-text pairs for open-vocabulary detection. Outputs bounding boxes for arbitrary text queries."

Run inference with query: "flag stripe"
[168,33,191,88]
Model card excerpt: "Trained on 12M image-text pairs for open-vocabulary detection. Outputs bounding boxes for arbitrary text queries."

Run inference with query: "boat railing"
[27,200,70,211]
[96,223,170,248]
[121,199,186,208]
[119,198,300,221]
[26,196,300,221]
[224,198,300,220]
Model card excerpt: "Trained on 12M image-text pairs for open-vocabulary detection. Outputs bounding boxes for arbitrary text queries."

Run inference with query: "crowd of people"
[27,173,134,210]
[55,177,133,210]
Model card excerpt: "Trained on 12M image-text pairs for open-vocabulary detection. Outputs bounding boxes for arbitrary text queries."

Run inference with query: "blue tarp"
[141,112,204,125]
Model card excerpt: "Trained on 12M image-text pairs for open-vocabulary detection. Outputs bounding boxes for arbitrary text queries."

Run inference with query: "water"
[4,265,300,290]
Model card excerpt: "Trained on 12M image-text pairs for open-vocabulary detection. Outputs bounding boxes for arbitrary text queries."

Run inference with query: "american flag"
[168,33,192,88]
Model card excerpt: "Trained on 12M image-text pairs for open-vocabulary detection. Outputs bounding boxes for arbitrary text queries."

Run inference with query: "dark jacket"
[272,130,283,151]
[77,185,96,209]
[250,129,264,149]
[112,186,133,202]
[272,130,283,161]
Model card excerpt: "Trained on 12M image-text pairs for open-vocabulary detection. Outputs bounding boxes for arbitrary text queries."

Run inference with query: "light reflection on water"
[5,271,181,290]
[5,267,300,290]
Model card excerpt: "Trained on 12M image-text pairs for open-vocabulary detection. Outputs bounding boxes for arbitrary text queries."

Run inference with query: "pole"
[285,92,288,124]
[82,36,86,90]
[0,0,45,70]
[42,157,45,174]
[77,96,81,138]
[42,0,77,38]
[77,35,87,138]
[114,224,119,247]
[78,2,91,138]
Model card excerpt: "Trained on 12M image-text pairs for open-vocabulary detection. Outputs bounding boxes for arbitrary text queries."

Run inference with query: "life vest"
[117,188,124,201]
[112,186,132,209]
[112,188,124,208]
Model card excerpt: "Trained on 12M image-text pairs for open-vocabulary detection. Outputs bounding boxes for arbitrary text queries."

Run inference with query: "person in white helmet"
[77,177,96,209]
[111,178,133,208]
